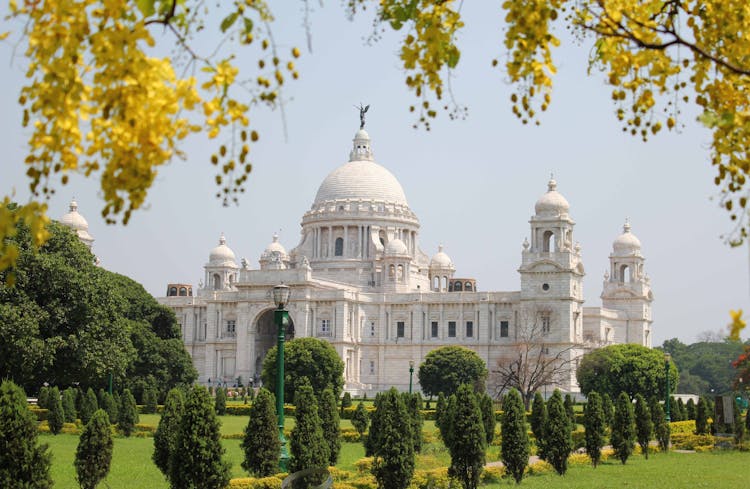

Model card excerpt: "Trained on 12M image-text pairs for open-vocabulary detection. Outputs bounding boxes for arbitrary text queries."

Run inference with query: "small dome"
[612,219,642,255]
[384,238,408,256]
[534,177,570,217]
[209,233,237,266]
[260,233,289,264]
[430,245,454,269]
[60,199,89,232]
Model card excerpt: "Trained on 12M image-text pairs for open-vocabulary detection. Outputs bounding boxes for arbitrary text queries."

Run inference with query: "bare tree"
[491,309,581,409]
[696,329,725,343]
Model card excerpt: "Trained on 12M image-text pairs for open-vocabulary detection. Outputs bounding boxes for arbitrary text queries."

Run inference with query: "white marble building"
[156,127,654,395]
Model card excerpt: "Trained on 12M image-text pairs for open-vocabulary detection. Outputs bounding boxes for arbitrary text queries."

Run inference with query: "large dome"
[314,160,408,206]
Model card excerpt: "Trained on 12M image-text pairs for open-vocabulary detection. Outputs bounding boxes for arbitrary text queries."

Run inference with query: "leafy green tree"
[351,402,369,440]
[240,388,280,478]
[479,393,496,445]
[602,393,615,431]
[62,387,77,423]
[404,393,424,454]
[544,390,572,475]
[501,388,530,484]
[169,386,230,489]
[214,387,226,416]
[435,392,449,443]
[364,392,383,457]
[99,392,118,424]
[79,388,98,426]
[611,392,636,464]
[446,385,486,489]
[153,388,185,482]
[371,388,415,489]
[564,393,576,432]
[583,392,606,468]
[651,401,670,452]
[578,344,679,400]
[676,398,687,421]
[289,380,329,487]
[261,337,344,404]
[663,338,745,395]
[634,394,653,459]
[75,409,113,489]
[319,387,341,465]
[0,380,52,488]
[143,386,158,414]
[118,388,139,437]
[686,398,696,420]
[47,386,64,435]
[341,392,352,414]
[529,392,547,459]
[37,386,49,410]
[417,346,488,398]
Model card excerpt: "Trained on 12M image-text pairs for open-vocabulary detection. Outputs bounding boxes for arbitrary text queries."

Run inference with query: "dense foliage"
[319,387,341,466]
[417,346,488,397]
[370,388,415,489]
[529,391,547,459]
[0,380,52,488]
[75,409,113,489]
[479,392,496,446]
[634,394,653,459]
[261,337,344,405]
[118,389,139,437]
[351,402,370,440]
[153,388,185,482]
[611,392,636,464]
[445,384,486,489]
[500,388,529,484]
[0,217,196,397]
[289,380,329,486]
[583,391,606,468]
[240,388,280,478]
[544,390,572,475]
[662,338,747,394]
[577,344,678,400]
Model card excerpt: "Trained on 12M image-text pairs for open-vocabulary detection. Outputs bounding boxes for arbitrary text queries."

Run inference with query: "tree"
[695,397,709,435]
[319,387,341,466]
[364,393,384,457]
[153,388,185,482]
[341,392,352,413]
[118,389,139,437]
[99,392,118,425]
[662,337,744,395]
[564,393,576,432]
[47,387,64,435]
[351,402,370,440]
[611,392,636,464]
[434,392,449,444]
[634,394,653,459]
[169,386,230,489]
[445,385,485,489]
[544,390,572,476]
[289,380,329,487]
[418,346,488,398]
[602,393,615,431]
[75,409,113,489]
[479,393,496,446]
[143,386,158,414]
[404,393,424,454]
[529,392,547,459]
[650,400,670,452]
[80,388,98,426]
[240,388,280,478]
[578,344,679,401]
[491,310,578,409]
[62,388,78,423]
[214,387,226,416]
[500,388,530,484]
[583,391,606,468]
[0,380,52,488]
[733,398,745,447]
[261,337,344,405]
[37,386,49,410]
[371,388,415,489]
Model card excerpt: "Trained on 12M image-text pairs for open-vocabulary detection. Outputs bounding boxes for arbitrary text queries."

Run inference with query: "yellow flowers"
[729,310,746,342]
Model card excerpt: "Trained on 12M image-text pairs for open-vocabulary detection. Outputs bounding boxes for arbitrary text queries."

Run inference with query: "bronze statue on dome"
[357,103,370,129]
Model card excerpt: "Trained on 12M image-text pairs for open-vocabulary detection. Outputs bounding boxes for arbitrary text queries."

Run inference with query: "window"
[179,287,187,296]
[226,320,236,337]
[335,237,344,256]
[369,360,375,374]
[168,287,177,296]
[454,281,463,292]
[466,321,474,338]
[320,319,331,336]
[465,282,473,291]
[500,321,509,338]
[541,314,551,334]
[370,321,376,337]
[431,321,439,338]
[448,321,456,338]
[397,321,405,338]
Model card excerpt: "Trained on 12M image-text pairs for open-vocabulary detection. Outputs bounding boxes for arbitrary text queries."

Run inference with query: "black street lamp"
[409,360,415,394]
[272,284,291,471]
[665,352,671,423]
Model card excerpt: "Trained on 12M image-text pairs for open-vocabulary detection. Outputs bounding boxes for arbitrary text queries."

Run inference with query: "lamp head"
[409,360,415,369]
[664,352,671,362]
[272,284,291,309]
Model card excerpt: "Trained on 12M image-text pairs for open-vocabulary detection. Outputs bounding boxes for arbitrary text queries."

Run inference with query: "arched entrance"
[253,308,295,385]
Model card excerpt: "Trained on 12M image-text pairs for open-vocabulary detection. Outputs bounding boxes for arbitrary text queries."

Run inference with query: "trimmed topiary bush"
[75,409,113,489]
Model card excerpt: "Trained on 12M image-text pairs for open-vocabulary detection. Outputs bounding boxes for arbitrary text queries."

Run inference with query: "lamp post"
[665,352,671,423]
[272,284,291,471]
[408,360,415,394]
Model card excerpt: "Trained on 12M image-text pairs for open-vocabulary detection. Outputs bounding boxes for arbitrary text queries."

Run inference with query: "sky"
[1,3,747,345]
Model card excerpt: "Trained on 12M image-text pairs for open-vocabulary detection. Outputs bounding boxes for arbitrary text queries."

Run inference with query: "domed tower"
[602,219,653,346]
[519,177,585,343]
[60,198,95,249]
[429,245,455,291]
[204,233,239,291]
[381,238,412,293]
[290,127,430,290]
[259,233,289,270]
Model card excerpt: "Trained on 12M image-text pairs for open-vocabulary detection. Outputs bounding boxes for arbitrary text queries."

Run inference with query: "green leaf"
[136,0,156,17]
[243,17,254,35]
[220,12,239,33]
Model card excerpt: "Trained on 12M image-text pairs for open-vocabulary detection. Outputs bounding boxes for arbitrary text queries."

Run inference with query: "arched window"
[619,264,630,283]
[397,265,404,281]
[448,282,454,292]
[442,276,448,290]
[432,276,439,290]
[335,237,344,256]
[465,282,473,291]
[213,274,222,290]
[168,287,177,296]
[178,287,187,296]
[543,230,556,252]
[454,281,463,292]
[389,264,396,278]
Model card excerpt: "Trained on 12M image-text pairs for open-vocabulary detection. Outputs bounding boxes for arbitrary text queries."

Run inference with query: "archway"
[253,308,295,385]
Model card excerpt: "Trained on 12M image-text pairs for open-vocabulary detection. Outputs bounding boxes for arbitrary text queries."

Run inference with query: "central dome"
[314,160,408,206]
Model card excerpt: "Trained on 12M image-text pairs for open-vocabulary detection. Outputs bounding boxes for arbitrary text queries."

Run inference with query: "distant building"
[158,126,654,395]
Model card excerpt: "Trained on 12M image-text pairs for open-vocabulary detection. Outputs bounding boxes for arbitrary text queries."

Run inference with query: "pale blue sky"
[1,3,747,345]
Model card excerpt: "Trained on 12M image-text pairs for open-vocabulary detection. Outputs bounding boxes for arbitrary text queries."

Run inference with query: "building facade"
[155,127,654,395]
